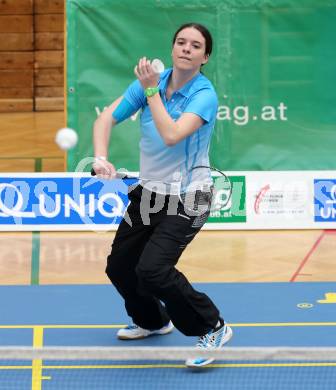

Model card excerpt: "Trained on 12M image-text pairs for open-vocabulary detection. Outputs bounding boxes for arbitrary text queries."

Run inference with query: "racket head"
[187,165,232,213]
[90,165,232,215]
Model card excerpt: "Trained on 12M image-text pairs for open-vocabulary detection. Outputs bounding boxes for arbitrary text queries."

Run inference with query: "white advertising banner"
[205,171,336,230]
[0,171,335,231]
[246,172,318,229]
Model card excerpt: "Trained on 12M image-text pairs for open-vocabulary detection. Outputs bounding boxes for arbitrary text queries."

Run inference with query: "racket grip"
[90,168,129,179]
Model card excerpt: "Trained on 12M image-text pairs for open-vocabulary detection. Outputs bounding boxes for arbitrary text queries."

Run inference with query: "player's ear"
[202,54,209,65]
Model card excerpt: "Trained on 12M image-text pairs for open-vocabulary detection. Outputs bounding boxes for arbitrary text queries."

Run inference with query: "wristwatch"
[94,156,107,163]
[144,87,159,97]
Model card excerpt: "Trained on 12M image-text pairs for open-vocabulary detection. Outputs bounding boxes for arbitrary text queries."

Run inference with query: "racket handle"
[90,168,130,179]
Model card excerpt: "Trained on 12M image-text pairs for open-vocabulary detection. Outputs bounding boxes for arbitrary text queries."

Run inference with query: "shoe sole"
[118,334,149,340]
[185,326,233,368]
[117,323,174,340]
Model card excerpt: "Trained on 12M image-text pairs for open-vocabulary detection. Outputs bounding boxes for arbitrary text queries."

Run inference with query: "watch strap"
[144,87,159,97]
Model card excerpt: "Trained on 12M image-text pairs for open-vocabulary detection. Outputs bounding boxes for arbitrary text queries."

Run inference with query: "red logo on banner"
[254,184,270,214]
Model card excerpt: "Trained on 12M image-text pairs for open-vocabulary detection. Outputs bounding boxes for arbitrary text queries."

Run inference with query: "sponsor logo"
[253,182,307,216]
[314,179,336,221]
[0,176,135,227]
[216,95,288,126]
[254,184,270,214]
[207,176,246,223]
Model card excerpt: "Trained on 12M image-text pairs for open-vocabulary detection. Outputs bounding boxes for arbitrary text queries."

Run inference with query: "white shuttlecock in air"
[55,127,78,150]
[151,59,165,74]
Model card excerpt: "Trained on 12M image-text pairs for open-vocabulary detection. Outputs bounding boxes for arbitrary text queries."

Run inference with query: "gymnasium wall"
[1,0,336,231]
[0,0,64,112]
[66,0,336,173]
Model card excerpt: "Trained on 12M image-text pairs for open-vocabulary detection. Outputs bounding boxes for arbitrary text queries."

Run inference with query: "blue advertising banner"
[314,179,336,222]
[0,174,136,231]
[2,172,336,231]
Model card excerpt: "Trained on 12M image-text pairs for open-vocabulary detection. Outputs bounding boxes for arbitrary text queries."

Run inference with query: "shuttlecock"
[55,128,78,150]
[151,59,165,74]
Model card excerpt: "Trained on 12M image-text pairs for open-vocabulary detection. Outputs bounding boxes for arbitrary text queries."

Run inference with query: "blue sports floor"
[0,282,336,389]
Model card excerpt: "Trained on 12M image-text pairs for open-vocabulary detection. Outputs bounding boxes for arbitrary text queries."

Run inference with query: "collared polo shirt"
[124,68,218,194]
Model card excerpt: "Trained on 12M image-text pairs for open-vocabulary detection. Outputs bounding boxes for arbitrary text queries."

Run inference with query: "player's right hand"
[135,57,159,90]
[92,159,117,180]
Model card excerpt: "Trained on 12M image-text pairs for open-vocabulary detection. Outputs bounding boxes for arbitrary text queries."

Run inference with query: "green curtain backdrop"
[66,0,336,172]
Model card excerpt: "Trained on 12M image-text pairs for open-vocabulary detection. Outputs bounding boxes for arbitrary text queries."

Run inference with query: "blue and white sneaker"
[185,320,233,368]
[117,321,174,340]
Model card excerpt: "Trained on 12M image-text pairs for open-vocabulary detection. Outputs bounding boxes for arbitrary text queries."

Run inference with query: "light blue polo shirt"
[123,68,218,194]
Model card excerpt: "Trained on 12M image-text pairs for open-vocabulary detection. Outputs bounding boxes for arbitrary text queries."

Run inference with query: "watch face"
[145,87,158,97]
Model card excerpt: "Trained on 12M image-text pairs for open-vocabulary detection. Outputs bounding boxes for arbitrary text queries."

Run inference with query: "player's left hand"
[134,57,159,89]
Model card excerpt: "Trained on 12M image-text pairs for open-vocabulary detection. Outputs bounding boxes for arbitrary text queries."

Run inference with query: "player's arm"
[94,96,137,178]
[93,78,144,178]
[92,96,122,178]
[94,96,138,158]
[93,97,121,159]
[135,57,204,146]
[148,97,203,146]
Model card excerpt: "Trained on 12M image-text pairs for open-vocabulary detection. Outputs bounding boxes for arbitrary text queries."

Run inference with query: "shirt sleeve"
[111,98,138,124]
[123,79,146,111]
[183,88,218,124]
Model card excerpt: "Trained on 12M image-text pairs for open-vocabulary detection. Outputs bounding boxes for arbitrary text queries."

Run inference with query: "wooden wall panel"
[0,0,33,15]
[0,52,33,68]
[0,33,33,51]
[35,51,63,68]
[0,0,33,112]
[0,99,33,111]
[0,70,33,87]
[0,0,65,112]
[0,87,33,98]
[35,14,63,32]
[33,1,64,111]
[35,32,64,50]
[0,15,33,33]
[35,67,63,86]
[34,0,64,14]
[35,97,63,111]
[35,86,63,97]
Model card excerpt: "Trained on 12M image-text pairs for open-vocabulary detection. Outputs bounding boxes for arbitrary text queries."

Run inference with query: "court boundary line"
[38,362,336,368]
[2,362,336,370]
[1,322,336,382]
[1,322,336,330]
[290,231,326,282]
[31,232,40,285]
[32,326,43,390]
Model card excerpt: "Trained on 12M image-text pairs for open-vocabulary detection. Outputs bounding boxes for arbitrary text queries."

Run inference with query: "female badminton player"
[92,22,232,368]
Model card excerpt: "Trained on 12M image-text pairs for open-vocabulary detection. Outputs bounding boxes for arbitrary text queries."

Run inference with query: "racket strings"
[94,165,232,214]
[180,188,213,215]
[189,165,233,211]
[137,167,231,214]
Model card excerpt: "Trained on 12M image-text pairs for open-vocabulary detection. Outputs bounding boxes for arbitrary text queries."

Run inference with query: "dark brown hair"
[172,23,213,57]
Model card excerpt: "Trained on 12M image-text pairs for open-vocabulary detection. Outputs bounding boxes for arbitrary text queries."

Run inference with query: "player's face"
[172,28,209,71]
